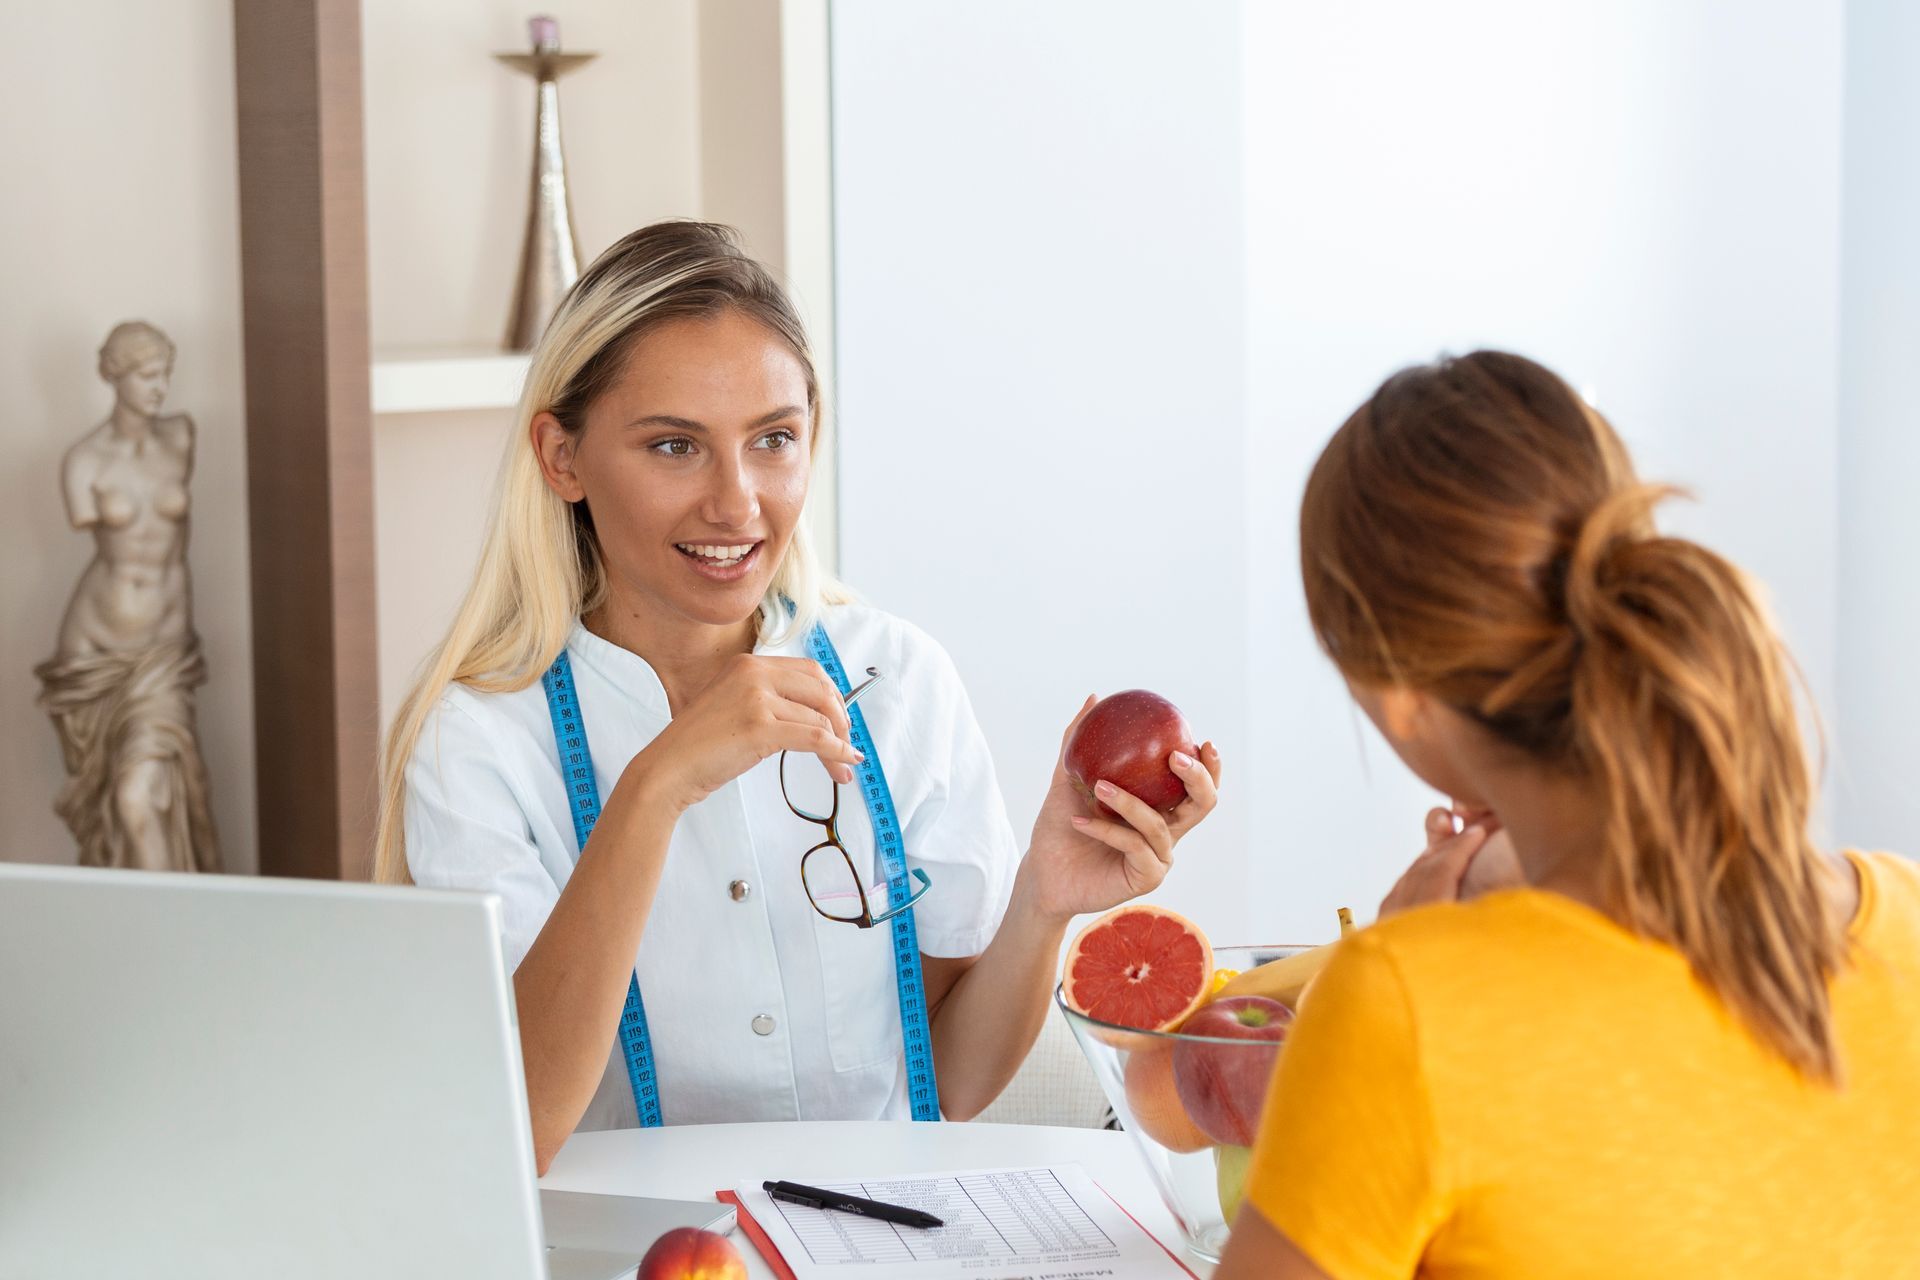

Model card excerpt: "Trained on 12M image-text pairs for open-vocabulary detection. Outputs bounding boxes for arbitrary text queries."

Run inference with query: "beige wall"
[3,2,835,865]
[364,1,706,717]
[0,1,258,872]
[370,1,839,722]
[362,2,703,351]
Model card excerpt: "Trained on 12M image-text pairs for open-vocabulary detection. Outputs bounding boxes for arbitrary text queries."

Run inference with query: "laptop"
[0,863,733,1279]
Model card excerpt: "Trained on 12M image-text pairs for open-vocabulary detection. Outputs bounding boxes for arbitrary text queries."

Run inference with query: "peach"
[636,1227,747,1280]
[1122,1041,1212,1153]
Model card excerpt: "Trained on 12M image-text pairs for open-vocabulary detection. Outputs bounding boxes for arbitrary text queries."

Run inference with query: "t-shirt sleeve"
[1244,933,1448,1280]
[404,693,562,974]
[891,624,1020,958]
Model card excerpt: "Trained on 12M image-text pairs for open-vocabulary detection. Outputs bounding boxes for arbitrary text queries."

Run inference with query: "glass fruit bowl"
[1056,945,1311,1263]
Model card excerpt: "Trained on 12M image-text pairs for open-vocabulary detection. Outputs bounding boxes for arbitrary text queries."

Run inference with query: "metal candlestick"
[496,15,597,351]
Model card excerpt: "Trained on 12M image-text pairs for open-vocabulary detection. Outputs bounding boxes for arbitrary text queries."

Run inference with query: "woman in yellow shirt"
[1215,351,1920,1279]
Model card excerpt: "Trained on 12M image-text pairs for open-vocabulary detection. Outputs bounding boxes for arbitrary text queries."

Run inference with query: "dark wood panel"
[233,0,378,881]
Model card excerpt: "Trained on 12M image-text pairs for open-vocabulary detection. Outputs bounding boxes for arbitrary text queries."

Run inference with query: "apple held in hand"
[1065,690,1198,817]
[637,1227,748,1280]
[1172,995,1292,1147]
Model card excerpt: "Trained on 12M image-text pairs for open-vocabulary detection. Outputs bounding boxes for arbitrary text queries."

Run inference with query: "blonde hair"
[374,221,850,885]
[1300,351,1847,1083]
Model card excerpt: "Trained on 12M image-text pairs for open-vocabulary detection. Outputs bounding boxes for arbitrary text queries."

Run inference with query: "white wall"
[833,1,1851,946]
[1243,0,1846,937]
[831,1,1256,942]
[0,1,257,873]
[1837,0,1920,853]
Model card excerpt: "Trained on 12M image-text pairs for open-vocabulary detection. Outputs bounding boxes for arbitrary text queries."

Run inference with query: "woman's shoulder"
[1375,882,1644,947]
[1344,888,1681,1021]
[810,602,964,683]
[1851,849,1920,901]
[1847,850,1920,957]
[1284,898,1661,1114]
[410,676,550,769]
[803,603,988,776]
[814,599,935,647]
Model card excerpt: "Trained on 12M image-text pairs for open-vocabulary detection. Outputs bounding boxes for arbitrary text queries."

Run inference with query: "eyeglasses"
[778,666,933,928]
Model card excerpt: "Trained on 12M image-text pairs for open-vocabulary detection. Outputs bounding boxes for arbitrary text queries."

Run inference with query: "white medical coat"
[404,604,1020,1128]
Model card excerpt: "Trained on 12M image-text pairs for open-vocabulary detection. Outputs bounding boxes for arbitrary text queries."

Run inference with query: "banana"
[1208,908,1356,1010]
[1210,945,1330,1007]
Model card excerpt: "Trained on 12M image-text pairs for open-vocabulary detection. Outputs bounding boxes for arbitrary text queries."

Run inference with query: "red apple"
[637,1227,748,1280]
[1172,995,1291,1147]
[1064,690,1198,817]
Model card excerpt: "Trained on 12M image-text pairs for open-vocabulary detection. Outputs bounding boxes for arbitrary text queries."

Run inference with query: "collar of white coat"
[564,617,801,720]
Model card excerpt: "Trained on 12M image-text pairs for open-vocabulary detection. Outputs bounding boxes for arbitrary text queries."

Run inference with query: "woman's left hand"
[1018,696,1223,922]
[1378,805,1525,919]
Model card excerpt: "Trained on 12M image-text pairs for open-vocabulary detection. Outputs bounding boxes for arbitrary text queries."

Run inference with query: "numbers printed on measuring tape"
[806,626,943,1122]
[543,652,665,1127]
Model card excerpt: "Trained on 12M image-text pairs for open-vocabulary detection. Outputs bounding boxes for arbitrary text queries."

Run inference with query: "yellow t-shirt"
[1246,850,1920,1278]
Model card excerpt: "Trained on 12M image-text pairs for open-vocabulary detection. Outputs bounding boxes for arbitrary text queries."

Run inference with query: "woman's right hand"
[623,655,865,814]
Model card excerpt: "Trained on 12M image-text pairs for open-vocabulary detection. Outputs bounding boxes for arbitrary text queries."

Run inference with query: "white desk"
[540,1121,1213,1278]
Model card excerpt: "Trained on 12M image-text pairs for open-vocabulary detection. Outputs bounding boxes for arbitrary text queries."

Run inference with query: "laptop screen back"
[0,864,548,1280]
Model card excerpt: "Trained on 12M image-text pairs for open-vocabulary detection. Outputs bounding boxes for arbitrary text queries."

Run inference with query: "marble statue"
[35,321,222,872]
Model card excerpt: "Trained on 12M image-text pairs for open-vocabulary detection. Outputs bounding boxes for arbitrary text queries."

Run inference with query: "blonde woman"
[1215,352,1919,1278]
[378,221,1222,1171]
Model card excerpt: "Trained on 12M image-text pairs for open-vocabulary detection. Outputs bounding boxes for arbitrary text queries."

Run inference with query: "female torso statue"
[36,321,221,871]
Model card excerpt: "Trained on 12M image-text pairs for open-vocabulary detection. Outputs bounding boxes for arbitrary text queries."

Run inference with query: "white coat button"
[729,879,751,902]
[751,1014,776,1036]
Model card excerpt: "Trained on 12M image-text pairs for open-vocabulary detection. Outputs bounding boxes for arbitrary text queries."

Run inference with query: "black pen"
[762,1179,944,1229]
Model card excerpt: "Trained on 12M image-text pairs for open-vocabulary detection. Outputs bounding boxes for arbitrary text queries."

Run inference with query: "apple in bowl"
[1171,995,1292,1148]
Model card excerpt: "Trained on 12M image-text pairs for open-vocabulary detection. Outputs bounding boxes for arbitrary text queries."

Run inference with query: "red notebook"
[716,1189,798,1280]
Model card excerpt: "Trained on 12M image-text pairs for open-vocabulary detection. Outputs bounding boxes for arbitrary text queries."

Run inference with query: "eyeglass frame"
[778,665,933,928]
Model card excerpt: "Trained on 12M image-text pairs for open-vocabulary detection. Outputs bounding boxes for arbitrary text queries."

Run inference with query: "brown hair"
[1300,350,1846,1081]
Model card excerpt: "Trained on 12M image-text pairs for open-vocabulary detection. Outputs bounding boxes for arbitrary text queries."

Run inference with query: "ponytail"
[1560,487,1842,1080]
[1301,351,1846,1082]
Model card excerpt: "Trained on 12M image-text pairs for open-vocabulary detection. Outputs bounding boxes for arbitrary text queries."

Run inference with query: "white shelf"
[371,349,531,415]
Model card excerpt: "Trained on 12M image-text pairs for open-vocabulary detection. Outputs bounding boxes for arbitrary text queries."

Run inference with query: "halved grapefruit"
[1062,904,1213,1032]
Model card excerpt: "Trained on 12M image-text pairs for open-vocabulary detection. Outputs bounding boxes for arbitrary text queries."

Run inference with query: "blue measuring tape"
[540,652,664,1126]
[538,623,940,1125]
[804,625,942,1123]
